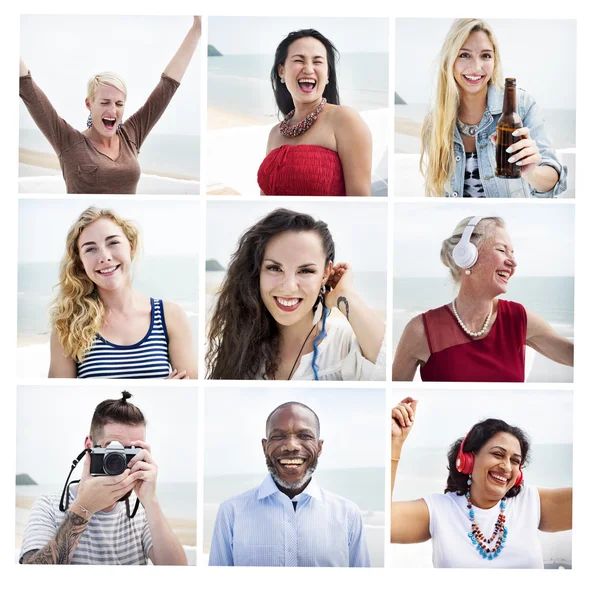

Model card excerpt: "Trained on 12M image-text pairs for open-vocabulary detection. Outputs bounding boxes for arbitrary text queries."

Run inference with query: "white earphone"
[452,216,485,269]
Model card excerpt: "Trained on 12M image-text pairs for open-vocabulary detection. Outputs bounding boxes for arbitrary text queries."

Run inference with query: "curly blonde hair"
[50,207,140,363]
[420,19,504,196]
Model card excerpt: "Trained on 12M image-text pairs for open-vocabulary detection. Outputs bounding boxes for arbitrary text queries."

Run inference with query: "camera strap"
[59,449,90,512]
[59,448,141,519]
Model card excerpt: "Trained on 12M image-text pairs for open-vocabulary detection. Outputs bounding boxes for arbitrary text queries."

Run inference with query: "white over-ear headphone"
[452,216,485,269]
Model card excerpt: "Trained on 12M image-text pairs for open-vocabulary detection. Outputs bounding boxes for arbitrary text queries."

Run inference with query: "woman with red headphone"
[390,398,572,568]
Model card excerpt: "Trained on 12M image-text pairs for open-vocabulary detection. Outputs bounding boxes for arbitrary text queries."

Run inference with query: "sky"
[396,19,576,110]
[204,388,385,475]
[207,201,388,272]
[393,203,575,278]
[16,385,198,484]
[391,389,573,447]
[18,198,200,263]
[209,17,389,55]
[19,15,201,136]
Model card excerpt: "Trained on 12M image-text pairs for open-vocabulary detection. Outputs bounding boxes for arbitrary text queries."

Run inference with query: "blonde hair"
[440,216,505,283]
[86,72,127,103]
[420,19,504,197]
[50,207,140,363]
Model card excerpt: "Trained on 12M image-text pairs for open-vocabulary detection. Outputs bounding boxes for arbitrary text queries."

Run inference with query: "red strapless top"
[257,144,346,196]
[420,300,527,382]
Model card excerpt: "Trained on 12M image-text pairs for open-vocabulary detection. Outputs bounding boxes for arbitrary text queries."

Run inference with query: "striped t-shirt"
[77,298,171,379]
[19,490,153,565]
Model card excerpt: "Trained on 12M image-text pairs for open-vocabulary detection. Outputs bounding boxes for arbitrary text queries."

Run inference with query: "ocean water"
[206,270,387,316]
[208,53,389,118]
[18,255,199,338]
[19,128,200,179]
[392,276,574,344]
[395,103,576,153]
[16,482,197,521]
[204,467,385,513]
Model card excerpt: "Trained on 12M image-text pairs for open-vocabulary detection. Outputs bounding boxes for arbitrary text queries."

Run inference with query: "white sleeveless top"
[423,485,544,568]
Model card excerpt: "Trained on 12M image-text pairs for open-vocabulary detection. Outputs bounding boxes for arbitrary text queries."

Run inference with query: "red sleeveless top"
[420,300,527,382]
[257,144,346,196]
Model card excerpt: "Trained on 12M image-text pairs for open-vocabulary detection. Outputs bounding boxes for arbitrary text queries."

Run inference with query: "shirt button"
[452,192,458,197]
[455,155,461,161]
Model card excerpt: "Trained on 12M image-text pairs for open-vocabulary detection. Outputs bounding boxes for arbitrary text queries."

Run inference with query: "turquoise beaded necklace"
[466,477,508,561]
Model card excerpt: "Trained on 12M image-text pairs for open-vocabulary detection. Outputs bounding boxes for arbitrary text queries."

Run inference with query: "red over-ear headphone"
[456,428,523,487]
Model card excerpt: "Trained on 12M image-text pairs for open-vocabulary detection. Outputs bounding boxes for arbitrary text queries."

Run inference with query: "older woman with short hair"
[391,216,573,382]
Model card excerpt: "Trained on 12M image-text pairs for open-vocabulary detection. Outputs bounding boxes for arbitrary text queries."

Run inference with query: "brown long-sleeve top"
[19,73,180,194]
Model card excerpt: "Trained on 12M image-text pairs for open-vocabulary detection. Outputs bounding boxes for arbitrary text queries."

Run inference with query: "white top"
[423,485,544,569]
[291,320,386,381]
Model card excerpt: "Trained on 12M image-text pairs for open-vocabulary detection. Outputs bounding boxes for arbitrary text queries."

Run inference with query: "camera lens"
[103,451,127,476]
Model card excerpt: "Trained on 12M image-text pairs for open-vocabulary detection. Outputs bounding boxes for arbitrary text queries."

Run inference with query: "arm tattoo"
[21,511,89,564]
[337,296,350,320]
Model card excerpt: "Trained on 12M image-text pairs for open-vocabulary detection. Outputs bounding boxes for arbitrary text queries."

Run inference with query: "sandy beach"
[208,105,276,130]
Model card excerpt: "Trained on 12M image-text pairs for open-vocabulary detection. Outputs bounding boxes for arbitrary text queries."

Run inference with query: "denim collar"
[454,85,502,145]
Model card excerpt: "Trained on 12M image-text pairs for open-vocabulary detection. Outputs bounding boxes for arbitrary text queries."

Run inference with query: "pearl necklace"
[452,299,493,337]
[466,478,508,561]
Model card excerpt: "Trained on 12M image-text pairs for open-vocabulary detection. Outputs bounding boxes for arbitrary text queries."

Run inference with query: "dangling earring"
[280,77,285,84]
[326,78,329,84]
[320,284,326,295]
[86,113,93,128]
[465,269,472,276]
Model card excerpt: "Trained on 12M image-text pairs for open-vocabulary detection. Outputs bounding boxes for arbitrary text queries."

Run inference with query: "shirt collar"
[487,84,504,115]
[257,473,324,505]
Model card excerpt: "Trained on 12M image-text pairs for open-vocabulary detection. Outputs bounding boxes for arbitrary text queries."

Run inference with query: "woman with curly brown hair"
[206,208,385,380]
[49,206,197,379]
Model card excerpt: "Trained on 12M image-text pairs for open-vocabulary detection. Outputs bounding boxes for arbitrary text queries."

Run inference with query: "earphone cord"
[287,322,318,381]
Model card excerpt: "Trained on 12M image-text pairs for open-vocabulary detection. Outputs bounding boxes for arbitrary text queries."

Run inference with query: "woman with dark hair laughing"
[257,29,372,196]
[389,398,572,568]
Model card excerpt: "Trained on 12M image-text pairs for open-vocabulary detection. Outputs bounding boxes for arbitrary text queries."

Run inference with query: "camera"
[90,441,141,476]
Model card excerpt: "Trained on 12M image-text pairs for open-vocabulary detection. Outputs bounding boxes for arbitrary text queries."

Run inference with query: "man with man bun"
[19,391,186,565]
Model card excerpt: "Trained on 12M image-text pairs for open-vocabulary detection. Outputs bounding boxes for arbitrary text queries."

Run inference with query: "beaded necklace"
[466,477,508,561]
[280,98,327,138]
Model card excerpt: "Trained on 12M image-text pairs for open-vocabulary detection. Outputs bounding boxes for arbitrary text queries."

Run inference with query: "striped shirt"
[19,490,153,565]
[208,474,370,567]
[77,298,171,379]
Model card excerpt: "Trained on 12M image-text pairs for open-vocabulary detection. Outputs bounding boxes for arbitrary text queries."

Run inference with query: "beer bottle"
[495,78,523,179]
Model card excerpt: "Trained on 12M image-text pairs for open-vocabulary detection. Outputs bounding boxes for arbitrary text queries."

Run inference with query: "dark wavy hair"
[89,391,146,442]
[271,29,340,117]
[206,208,335,380]
[445,419,531,499]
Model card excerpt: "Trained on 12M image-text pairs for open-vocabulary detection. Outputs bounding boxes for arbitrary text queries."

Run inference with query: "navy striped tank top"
[77,298,171,379]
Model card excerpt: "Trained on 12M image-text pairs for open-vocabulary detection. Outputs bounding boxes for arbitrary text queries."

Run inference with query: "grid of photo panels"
[12,8,578,592]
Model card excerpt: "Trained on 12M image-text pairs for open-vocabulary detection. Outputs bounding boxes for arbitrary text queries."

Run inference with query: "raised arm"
[391,315,429,381]
[164,301,198,379]
[324,263,384,363]
[333,106,372,196]
[390,398,431,544]
[48,330,77,378]
[20,57,29,77]
[163,16,201,83]
[538,488,572,533]
[526,308,574,367]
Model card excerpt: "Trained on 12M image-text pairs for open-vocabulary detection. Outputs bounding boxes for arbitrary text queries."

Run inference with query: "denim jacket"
[448,86,567,198]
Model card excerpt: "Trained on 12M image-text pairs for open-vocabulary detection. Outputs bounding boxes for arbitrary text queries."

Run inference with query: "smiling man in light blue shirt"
[208,401,370,567]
